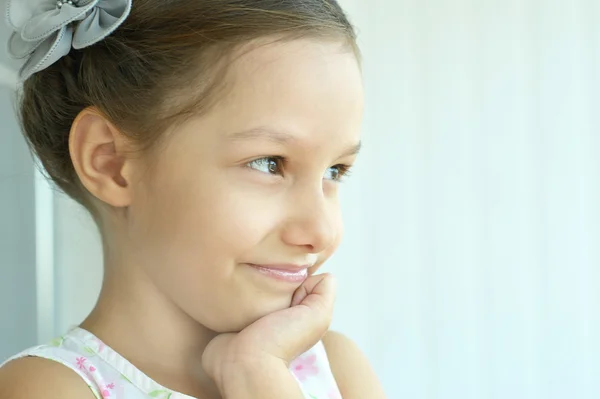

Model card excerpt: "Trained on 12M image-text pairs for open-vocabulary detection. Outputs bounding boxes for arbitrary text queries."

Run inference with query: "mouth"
[245,263,310,283]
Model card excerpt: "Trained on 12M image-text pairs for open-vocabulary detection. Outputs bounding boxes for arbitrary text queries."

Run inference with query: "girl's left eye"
[247,157,285,176]
[324,164,352,182]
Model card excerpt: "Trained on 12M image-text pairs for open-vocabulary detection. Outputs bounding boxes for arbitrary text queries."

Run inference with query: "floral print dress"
[1,328,342,399]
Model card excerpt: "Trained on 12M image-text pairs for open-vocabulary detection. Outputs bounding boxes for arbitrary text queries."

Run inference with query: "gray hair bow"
[6,0,132,82]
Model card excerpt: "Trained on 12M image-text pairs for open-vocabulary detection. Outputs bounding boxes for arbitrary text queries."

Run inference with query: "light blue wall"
[0,4,38,360]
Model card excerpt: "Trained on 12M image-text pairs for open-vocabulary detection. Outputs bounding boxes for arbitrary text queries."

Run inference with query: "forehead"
[210,38,364,143]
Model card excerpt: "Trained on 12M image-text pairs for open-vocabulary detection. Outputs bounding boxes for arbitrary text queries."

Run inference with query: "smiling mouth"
[246,263,309,283]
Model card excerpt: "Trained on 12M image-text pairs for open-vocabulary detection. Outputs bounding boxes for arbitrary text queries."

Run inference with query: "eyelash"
[246,156,353,182]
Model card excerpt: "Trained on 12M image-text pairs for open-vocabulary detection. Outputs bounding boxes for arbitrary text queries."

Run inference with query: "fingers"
[296,273,336,312]
[291,282,309,307]
[205,273,338,371]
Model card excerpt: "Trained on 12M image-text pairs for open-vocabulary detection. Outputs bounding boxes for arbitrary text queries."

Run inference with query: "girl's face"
[127,39,364,332]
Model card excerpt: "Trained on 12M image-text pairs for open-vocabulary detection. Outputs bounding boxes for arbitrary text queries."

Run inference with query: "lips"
[246,263,310,283]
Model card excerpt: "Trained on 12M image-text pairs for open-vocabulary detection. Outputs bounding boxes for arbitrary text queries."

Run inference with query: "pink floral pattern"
[4,329,340,399]
[290,353,320,382]
[101,382,117,398]
[76,356,87,369]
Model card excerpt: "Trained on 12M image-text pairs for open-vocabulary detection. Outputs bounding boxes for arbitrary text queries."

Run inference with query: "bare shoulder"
[322,331,387,399]
[0,357,97,399]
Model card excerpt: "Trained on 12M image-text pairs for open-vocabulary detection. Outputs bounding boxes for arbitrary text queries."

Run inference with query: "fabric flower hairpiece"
[5,0,132,81]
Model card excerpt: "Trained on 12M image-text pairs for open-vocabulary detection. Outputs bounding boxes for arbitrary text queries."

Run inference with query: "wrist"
[218,358,304,399]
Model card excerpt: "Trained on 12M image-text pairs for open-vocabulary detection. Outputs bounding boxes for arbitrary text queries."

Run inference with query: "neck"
[80,261,221,399]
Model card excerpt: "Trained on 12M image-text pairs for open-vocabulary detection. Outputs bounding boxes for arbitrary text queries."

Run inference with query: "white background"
[2,1,600,398]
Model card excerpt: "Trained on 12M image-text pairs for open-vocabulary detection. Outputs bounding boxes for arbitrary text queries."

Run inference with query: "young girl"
[0,0,386,398]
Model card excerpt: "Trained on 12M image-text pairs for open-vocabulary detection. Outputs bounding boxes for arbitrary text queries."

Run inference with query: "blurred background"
[2,0,600,398]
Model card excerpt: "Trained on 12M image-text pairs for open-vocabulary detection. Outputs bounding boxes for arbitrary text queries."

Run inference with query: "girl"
[0,0,386,398]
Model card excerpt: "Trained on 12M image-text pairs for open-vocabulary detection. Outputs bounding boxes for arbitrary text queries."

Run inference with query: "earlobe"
[69,107,134,208]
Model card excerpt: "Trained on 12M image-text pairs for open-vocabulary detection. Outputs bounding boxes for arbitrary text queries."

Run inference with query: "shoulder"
[322,331,387,399]
[0,357,98,399]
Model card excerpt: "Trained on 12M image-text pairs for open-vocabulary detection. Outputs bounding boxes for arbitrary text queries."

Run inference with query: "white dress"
[1,327,342,399]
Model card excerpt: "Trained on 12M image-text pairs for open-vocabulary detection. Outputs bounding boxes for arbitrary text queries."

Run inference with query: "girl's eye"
[324,164,353,182]
[247,157,285,176]
[246,158,352,182]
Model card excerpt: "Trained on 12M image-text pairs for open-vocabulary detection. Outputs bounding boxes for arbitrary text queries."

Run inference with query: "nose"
[280,187,340,254]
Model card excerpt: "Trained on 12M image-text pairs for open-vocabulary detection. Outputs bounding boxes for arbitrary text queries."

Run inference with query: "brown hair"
[18,0,359,213]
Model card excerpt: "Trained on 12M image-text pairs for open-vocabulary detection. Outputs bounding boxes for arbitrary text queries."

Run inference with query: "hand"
[202,273,336,389]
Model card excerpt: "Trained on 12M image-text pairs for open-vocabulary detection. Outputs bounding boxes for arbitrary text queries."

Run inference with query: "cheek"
[329,211,344,253]
[134,167,284,263]
[128,169,291,330]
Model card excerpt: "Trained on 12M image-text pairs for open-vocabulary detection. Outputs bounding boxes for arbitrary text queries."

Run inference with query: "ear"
[69,107,134,208]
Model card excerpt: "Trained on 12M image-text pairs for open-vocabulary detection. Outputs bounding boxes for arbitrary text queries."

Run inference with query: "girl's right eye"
[246,156,285,176]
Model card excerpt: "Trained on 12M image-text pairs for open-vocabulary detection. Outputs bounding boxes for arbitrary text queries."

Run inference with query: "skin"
[0,38,386,398]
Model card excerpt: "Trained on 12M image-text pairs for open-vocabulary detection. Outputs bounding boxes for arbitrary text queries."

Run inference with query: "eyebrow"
[226,126,296,144]
[226,126,362,157]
